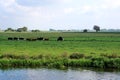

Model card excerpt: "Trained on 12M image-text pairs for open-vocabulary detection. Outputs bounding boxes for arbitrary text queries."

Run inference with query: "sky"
[0,0,120,30]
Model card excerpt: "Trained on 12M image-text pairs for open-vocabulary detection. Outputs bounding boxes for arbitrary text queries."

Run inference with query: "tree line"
[3,27,40,32]
[49,25,100,32]
[1,25,101,32]
[5,27,28,32]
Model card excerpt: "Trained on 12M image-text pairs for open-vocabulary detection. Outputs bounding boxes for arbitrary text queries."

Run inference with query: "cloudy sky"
[0,0,120,30]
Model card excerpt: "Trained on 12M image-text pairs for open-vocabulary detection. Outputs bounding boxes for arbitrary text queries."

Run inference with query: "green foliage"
[5,28,15,32]
[105,58,120,68]
[100,53,119,58]
[0,53,29,59]
[83,29,88,32]
[68,59,92,67]
[69,53,85,59]
[31,30,40,32]
[93,25,100,32]
[91,57,106,68]
[17,27,28,32]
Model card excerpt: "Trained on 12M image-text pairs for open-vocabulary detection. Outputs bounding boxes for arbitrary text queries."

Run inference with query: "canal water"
[0,68,120,80]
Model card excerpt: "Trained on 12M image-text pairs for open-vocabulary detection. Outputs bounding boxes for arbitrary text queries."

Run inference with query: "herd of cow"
[8,36,64,41]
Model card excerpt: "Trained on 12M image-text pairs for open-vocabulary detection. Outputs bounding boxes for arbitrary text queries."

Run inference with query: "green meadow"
[0,32,120,69]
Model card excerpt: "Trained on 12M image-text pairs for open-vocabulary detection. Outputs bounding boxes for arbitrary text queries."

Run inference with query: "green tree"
[17,28,23,32]
[31,29,40,32]
[93,25,100,32]
[5,28,14,32]
[17,26,28,32]
[83,29,88,32]
[22,27,28,32]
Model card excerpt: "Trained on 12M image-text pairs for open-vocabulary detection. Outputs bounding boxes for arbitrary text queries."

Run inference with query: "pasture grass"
[0,32,120,69]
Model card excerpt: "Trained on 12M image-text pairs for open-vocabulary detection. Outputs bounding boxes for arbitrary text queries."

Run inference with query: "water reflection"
[0,68,120,80]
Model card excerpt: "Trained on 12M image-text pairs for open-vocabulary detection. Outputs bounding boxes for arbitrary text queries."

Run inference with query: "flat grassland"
[0,32,120,69]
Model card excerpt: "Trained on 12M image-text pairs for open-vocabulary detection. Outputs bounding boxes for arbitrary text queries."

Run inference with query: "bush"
[69,53,85,59]
[106,58,120,68]
[91,57,106,68]
[101,53,119,58]
[0,54,30,59]
[60,53,69,59]
[68,59,92,67]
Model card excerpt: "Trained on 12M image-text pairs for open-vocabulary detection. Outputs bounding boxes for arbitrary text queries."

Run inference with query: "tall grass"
[0,58,120,69]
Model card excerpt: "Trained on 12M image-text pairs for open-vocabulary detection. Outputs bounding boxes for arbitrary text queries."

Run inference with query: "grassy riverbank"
[0,32,120,69]
[0,58,120,69]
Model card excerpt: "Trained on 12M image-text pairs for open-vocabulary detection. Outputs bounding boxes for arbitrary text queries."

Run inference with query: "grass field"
[0,32,120,69]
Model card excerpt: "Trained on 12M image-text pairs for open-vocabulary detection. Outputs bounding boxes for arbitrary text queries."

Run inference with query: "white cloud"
[64,8,74,14]
[81,5,93,14]
[0,0,16,13]
[0,0,15,7]
[15,0,72,7]
[103,0,120,9]
[60,0,73,3]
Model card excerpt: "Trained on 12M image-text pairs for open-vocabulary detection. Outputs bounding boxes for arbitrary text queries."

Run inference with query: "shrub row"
[0,58,120,69]
[0,53,119,60]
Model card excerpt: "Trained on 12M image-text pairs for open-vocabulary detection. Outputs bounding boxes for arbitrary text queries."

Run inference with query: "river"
[0,68,120,80]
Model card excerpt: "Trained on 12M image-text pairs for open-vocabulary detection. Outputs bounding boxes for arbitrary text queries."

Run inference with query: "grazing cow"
[57,36,64,41]
[44,38,49,41]
[26,38,31,41]
[26,38,37,41]
[37,37,44,41]
[8,37,13,40]
[19,38,24,40]
[14,37,18,40]
[31,38,37,41]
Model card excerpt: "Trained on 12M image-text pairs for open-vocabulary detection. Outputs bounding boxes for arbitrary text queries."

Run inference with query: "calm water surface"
[0,68,120,80]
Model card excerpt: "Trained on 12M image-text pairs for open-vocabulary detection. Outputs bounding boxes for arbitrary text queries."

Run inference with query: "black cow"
[8,37,13,40]
[44,38,49,41]
[31,38,37,41]
[26,38,37,41]
[57,36,64,41]
[26,38,31,41]
[37,37,44,41]
[19,38,24,40]
[14,37,18,40]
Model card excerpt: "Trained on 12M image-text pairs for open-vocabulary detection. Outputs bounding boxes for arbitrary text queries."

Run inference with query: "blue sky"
[0,0,120,30]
